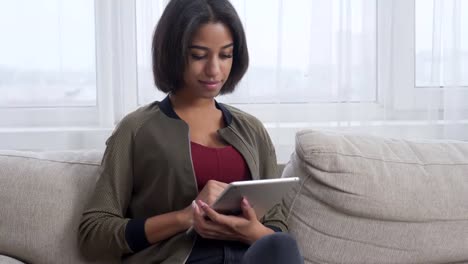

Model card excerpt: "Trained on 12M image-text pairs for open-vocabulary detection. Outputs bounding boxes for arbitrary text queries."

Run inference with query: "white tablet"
[186,177,299,235]
[211,177,300,219]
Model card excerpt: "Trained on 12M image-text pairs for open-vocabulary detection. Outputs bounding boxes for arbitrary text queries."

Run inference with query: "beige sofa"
[1,130,467,264]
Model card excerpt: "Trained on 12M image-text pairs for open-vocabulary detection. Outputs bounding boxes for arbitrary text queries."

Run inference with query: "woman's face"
[182,22,234,99]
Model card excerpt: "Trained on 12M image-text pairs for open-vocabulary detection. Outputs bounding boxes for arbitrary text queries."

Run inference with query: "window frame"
[0,0,139,128]
[0,1,95,127]
[383,0,468,111]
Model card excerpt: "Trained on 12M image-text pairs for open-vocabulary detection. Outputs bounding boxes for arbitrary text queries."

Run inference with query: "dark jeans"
[186,233,303,264]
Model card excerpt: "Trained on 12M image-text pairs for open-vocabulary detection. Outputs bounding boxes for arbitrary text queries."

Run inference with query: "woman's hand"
[192,198,274,244]
[179,180,228,231]
[196,180,228,206]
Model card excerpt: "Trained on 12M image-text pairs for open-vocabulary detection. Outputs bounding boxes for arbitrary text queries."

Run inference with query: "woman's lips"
[199,80,221,90]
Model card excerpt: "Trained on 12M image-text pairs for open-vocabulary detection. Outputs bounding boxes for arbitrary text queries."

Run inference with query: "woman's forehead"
[190,23,234,48]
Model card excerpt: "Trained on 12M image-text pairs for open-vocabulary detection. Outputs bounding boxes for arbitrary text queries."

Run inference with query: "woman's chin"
[197,88,222,98]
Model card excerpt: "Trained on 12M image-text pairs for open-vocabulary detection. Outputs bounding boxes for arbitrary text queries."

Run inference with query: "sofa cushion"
[0,150,110,264]
[0,255,25,264]
[283,130,468,264]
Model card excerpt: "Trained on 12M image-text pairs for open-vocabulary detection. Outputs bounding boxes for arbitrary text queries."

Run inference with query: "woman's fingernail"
[192,200,197,209]
[242,197,250,207]
[200,201,207,208]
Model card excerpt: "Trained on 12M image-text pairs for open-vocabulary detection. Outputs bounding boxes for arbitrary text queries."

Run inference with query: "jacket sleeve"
[78,120,136,260]
[257,125,290,232]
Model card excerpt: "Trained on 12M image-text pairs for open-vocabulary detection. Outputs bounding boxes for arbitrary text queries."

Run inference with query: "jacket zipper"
[187,128,199,193]
[183,236,197,264]
[184,128,198,264]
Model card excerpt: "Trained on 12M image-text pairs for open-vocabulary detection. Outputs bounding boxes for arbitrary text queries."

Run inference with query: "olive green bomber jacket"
[78,96,288,263]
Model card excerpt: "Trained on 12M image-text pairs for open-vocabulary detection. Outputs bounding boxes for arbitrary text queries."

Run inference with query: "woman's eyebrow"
[189,43,234,50]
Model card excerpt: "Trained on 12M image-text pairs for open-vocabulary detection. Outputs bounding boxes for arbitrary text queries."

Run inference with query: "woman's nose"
[205,57,221,77]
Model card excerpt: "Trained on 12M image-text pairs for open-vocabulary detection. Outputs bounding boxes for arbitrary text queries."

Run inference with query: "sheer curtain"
[136,0,379,161]
[0,0,96,108]
[416,0,468,140]
[379,0,468,143]
[137,0,377,104]
[135,0,468,161]
[1,0,467,161]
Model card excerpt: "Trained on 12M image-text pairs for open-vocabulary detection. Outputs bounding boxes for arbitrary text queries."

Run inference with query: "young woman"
[79,0,303,263]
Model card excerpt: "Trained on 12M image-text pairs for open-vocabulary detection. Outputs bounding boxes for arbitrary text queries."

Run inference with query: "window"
[1,0,467,159]
[415,0,468,87]
[0,0,100,128]
[136,0,377,105]
[0,0,96,107]
[388,0,468,111]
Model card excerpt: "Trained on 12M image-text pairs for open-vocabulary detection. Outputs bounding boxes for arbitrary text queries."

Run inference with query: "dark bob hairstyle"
[152,0,249,94]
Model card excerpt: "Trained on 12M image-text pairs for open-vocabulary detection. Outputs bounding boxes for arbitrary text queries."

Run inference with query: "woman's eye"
[191,54,206,60]
[221,54,233,59]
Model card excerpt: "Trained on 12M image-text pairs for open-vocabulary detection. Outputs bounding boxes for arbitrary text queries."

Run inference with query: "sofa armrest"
[0,255,25,264]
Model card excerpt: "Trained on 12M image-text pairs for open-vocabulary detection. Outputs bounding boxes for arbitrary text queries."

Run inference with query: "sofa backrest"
[0,149,285,264]
[0,150,110,264]
[282,130,468,264]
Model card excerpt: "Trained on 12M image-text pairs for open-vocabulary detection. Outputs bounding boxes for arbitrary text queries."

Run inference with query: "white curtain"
[137,0,377,104]
[135,0,467,161]
[0,0,96,108]
[416,0,468,140]
[1,0,467,161]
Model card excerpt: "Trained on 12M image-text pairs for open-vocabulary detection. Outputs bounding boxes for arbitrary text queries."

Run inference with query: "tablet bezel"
[211,177,300,218]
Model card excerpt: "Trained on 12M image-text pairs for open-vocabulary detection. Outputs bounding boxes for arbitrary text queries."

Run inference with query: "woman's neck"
[169,92,216,111]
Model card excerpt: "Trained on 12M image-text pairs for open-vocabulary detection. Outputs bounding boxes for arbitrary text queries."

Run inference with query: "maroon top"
[190,141,251,192]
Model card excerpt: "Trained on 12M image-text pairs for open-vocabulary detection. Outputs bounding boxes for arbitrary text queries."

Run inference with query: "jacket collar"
[159,95,233,125]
